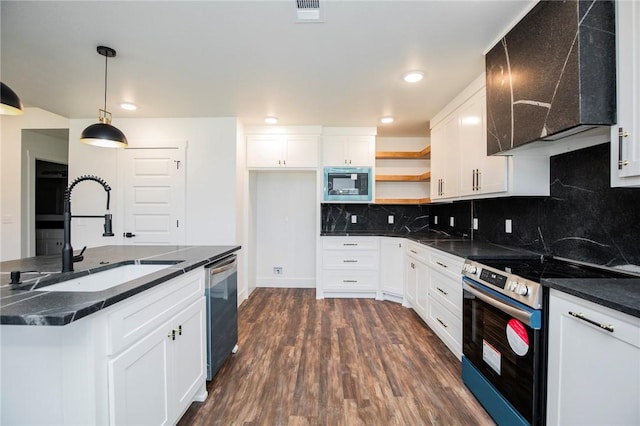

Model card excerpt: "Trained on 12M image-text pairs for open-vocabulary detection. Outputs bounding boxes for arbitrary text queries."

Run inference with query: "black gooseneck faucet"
[62,175,115,272]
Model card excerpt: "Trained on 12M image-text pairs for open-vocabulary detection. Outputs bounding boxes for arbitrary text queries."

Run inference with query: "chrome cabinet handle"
[568,311,614,332]
[618,127,629,169]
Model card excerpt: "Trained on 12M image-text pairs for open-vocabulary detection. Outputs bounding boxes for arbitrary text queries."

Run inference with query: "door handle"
[123,232,136,238]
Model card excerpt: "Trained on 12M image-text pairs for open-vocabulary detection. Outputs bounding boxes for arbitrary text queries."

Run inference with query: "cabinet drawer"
[429,270,462,315]
[107,269,204,355]
[551,290,640,348]
[322,250,379,269]
[406,242,428,263]
[428,249,464,280]
[427,298,462,356]
[322,269,379,291]
[322,237,379,250]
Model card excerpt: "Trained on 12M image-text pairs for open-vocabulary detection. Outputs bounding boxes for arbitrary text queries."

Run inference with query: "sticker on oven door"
[506,319,529,356]
[482,340,501,375]
[350,174,357,180]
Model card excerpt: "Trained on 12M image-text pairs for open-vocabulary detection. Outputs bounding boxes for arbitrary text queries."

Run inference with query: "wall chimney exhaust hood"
[486,0,616,155]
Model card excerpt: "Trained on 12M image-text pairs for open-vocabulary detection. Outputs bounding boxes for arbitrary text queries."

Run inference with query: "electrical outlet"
[273,267,283,275]
[434,215,438,225]
[449,216,455,227]
[505,219,512,234]
[473,218,479,230]
[351,215,357,224]
[388,215,394,224]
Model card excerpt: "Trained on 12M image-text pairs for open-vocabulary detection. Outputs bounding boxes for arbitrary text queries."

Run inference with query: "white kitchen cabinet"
[424,247,464,359]
[405,241,430,321]
[458,90,507,197]
[547,290,640,426]
[109,297,206,426]
[379,237,405,302]
[320,237,379,298]
[611,0,640,187]
[247,134,318,168]
[430,74,548,202]
[322,135,375,167]
[0,268,207,426]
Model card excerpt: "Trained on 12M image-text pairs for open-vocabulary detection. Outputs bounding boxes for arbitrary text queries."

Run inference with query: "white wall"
[67,117,242,248]
[253,170,317,288]
[0,108,69,261]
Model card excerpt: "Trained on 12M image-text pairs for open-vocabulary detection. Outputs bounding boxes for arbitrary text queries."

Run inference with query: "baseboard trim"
[256,277,316,288]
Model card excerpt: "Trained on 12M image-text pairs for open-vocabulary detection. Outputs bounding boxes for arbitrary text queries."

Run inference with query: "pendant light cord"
[103,51,108,111]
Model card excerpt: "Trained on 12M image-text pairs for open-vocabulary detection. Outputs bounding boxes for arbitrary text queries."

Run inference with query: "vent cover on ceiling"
[295,0,324,23]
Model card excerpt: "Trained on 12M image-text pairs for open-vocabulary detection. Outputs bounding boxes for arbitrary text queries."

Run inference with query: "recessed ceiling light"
[380,116,395,124]
[403,71,424,83]
[264,116,278,124]
[120,102,137,111]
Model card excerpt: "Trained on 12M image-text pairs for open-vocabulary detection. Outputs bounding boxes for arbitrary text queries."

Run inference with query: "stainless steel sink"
[41,263,175,292]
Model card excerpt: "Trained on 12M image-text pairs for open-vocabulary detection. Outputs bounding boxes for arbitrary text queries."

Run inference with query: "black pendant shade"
[80,121,128,148]
[80,46,128,148]
[0,82,25,115]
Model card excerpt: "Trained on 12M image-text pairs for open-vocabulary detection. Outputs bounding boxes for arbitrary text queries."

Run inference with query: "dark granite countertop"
[542,278,640,319]
[0,245,241,326]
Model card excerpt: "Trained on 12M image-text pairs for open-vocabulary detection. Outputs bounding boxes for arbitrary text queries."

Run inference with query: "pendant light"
[80,46,128,148]
[0,82,24,115]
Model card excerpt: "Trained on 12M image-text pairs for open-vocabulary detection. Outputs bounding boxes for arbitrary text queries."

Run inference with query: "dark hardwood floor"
[179,288,495,426]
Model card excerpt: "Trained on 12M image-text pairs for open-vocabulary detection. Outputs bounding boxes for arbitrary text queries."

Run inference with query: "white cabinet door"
[109,324,172,426]
[247,135,285,167]
[459,91,507,197]
[405,256,418,308]
[611,0,640,186]
[322,135,374,166]
[284,135,318,167]
[547,290,640,426]
[379,238,404,297]
[414,260,429,319]
[430,113,460,200]
[170,298,206,415]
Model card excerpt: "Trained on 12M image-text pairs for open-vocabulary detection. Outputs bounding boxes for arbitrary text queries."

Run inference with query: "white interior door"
[119,147,185,245]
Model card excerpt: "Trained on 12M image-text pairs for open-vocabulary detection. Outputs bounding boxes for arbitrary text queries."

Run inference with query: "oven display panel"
[479,269,508,289]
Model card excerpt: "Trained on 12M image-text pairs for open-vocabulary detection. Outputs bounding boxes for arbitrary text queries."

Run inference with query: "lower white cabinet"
[109,297,206,426]
[319,236,379,298]
[0,268,207,426]
[405,241,430,321]
[547,290,640,426]
[379,237,405,302]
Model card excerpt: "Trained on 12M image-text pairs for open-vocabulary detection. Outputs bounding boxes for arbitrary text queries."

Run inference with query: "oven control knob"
[468,265,477,274]
[515,283,529,296]
[508,281,518,291]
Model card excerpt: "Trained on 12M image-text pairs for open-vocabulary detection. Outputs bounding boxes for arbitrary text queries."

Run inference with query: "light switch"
[434,215,438,225]
[473,218,479,230]
[505,219,512,233]
[388,215,394,224]
[449,216,455,227]
[351,215,357,224]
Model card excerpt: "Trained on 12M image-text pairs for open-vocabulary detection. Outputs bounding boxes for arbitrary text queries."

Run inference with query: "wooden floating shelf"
[376,146,431,160]
[375,198,431,205]
[376,171,431,182]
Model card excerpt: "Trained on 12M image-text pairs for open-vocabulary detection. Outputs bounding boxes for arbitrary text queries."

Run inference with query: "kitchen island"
[0,245,240,426]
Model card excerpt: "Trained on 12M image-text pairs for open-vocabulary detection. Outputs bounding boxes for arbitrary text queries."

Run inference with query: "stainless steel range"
[460,256,634,426]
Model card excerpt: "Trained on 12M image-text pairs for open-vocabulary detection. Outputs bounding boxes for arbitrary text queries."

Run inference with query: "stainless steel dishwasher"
[204,254,238,381]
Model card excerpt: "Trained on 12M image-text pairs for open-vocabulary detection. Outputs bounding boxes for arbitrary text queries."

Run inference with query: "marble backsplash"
[430,143,640,270]
[321,204,429,235]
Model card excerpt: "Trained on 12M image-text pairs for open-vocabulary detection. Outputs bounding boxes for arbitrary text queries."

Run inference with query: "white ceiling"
[1,0,534,137]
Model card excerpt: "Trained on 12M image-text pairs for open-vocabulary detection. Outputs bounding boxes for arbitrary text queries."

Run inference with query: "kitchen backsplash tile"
[321,204,429,235]
[430,143,640,270]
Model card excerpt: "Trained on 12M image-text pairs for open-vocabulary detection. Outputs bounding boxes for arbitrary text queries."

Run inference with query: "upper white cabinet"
[611,0,640,187]
[547,290,640,425]
[322,128,376,167]
[247,134,319,169]
[430,74,548,202]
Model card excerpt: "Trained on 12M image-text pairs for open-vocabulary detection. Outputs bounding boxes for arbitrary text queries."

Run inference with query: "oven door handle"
[463,280,539,328]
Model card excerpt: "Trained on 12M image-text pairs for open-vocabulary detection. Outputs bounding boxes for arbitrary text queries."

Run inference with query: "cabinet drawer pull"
[436,261,448,268]
[409,249,418,254]
[168,330,176,340]
[411,262,415,269]
[436,317,448,328]
[568,311,614,332]
[343,280,358,283]
[176,325,182,336]
[618,127,629,169]
[343,260,358,263]
[436,287,448,296]
[343,243,358,246]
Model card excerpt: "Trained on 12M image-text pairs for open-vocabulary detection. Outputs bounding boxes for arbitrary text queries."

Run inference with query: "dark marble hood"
[486,0,616,155]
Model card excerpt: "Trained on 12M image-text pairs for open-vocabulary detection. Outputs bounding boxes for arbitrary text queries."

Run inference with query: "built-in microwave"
[323,167,372,202]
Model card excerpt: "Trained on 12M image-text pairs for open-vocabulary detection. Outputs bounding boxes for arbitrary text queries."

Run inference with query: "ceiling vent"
[295,0,324,23]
